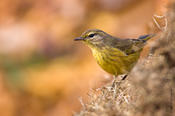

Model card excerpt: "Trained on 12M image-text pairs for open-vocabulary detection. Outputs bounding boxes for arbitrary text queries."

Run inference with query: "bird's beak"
[74,37,84,41]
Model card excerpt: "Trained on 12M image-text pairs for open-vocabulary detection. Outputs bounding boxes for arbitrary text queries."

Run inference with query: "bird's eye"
[88,34,95,37]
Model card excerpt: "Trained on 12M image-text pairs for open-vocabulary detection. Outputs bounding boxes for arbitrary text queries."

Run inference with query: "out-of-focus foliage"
[0,0,169,116]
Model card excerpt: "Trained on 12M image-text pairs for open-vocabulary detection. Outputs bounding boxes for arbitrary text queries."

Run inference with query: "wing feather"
[111,34,154,55]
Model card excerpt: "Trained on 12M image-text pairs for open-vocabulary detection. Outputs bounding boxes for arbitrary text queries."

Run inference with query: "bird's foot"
[111,75,127,88]
[112,75,117,88]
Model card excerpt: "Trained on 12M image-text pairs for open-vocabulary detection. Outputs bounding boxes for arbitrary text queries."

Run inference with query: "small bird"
[74,29,154,80]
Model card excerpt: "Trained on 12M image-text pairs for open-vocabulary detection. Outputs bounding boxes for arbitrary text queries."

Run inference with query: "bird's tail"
[138,34,155,42]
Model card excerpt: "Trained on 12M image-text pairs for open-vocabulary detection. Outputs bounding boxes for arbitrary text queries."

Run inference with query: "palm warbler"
[74,29,154,79]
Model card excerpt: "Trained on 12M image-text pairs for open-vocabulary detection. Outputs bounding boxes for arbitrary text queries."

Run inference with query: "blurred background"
[0,0,168,116]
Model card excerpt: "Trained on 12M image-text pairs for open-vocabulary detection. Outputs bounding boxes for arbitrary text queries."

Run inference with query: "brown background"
[0,0,169,116]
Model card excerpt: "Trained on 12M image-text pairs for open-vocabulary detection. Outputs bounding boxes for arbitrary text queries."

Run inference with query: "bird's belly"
[92,49,140,75]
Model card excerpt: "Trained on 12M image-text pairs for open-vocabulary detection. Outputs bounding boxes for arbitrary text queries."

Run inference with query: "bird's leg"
[112,75,117,88]
[121,74,128,80]
[112,74,127,88]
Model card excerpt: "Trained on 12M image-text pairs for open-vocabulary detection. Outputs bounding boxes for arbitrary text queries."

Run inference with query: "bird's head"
[74,29,111,48]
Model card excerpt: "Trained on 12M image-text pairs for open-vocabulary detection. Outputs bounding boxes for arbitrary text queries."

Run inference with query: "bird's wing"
[112,34,154,55]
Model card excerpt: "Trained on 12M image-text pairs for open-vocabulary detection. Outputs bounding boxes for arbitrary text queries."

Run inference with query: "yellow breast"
[91,47,140,76]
